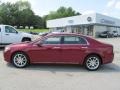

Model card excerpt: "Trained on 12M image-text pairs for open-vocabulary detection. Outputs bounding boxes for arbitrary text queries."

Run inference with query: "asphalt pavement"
[0,38,120,90]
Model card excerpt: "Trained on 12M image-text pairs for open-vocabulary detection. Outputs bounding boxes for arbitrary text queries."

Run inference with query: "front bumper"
[3,50,11,63]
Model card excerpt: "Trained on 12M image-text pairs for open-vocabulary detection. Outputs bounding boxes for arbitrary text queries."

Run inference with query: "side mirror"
[16,31,18,34]
[37,43,43,47]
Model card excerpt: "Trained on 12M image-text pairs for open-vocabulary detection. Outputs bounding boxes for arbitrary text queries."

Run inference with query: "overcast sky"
[1,0,120,18]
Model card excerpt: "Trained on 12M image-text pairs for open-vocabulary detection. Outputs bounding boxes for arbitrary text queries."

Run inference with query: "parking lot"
[0,38,120,90]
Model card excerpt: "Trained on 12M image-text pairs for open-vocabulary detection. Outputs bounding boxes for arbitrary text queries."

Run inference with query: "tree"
[33,15,44,29]
[46,6,81,20]
[42,15,48,28]
[0,1,81,29]
[14,1,34,28]
[0,2,15,25]
[15,1,31,11]
[0,1,44,29]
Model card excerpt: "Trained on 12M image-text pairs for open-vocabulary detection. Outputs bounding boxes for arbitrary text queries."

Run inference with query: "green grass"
[18,29,49,33]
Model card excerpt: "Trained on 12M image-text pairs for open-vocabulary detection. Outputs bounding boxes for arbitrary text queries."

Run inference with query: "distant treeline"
[0,1,81,29]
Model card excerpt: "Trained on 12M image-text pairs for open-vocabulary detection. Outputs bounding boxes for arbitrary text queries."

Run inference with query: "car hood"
[8,41,31,48]
[19,32,32,37]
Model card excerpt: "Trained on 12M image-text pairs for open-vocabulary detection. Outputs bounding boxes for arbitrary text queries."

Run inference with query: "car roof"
[46,32,86,37]
[0,24,12,27]
[45,32,97,42]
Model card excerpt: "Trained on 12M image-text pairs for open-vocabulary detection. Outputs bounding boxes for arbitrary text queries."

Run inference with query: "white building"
[47,13,120,37]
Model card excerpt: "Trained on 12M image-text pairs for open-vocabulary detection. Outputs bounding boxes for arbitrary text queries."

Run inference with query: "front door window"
[43,36,61,44]
[5,26,18,33]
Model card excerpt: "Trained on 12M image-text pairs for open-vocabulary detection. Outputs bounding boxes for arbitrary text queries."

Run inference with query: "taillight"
[112,46,114,53]
[108,45,114,54]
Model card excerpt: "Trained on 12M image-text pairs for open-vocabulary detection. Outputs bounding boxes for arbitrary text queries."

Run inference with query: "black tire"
[106,35,109,38]
[12,52,29,68]
[22,38,31,42]
[84,55,101,71]
[111,34,114,38]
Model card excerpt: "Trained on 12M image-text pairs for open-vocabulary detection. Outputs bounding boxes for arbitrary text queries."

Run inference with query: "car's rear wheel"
[84,55,101,71]
[12,52,29,68]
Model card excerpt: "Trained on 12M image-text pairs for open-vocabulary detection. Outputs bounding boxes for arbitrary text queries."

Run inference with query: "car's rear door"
[29,36,62,63]
[60,35,88,64]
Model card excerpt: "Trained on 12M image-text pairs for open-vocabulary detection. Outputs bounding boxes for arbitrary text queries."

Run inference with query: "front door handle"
[53,47,61,49]
[81,46,88,49]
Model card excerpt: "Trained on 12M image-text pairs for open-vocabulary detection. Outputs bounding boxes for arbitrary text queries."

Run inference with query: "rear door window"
[63,36,87,44]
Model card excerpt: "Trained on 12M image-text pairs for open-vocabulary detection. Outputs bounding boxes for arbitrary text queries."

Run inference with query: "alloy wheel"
[85,55,101,71]
[12,53,28,68]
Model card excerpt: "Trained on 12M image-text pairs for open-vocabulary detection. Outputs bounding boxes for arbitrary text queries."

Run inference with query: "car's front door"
[2,26,20,44]
[60,36,88,64]
[29,36,62,63]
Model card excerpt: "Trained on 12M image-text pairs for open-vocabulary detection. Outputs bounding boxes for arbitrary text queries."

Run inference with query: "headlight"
[4,46,11,52]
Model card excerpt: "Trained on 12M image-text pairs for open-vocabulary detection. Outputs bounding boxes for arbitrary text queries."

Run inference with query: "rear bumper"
[102,53,114,64]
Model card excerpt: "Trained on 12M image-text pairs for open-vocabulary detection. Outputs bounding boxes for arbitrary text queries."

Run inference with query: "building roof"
[47,13,120,28]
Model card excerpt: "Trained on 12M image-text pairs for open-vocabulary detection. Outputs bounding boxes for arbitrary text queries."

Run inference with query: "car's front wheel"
[12,52,29,68]
[84,55,101,71]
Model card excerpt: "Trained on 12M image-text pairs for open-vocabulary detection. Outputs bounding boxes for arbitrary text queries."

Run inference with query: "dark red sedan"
[3,33,114,71]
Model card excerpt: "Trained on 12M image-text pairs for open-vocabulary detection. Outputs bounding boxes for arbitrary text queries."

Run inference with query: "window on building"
[87,25,93,36]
